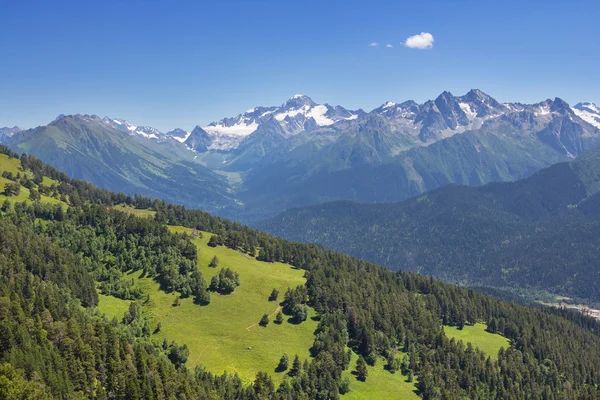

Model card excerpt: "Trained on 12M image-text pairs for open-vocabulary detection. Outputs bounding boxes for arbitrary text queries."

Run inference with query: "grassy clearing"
[106,226,318,384]
[114,204,156,218]
[342,351,419,399]
[0,154,66,207]
[97,293,131,321]
[444,323,509,360]
[0,154,22,174]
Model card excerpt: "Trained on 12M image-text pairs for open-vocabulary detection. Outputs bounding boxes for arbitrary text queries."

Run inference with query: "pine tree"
[209,256,219,268]
[275,310,284,324]
[259,313,269,327]
[277,354,289,372]
[356,356,368,381]
[289,355,301,377]
[269,288,279,301]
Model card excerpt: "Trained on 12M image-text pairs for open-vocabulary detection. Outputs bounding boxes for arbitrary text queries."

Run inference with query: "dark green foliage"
[339,376,351,394]
[276,354,289,372]
[28,188,40,201]
[355,356,368,381]
[209,268,240,294]
[386,354,400,373]
[3,182,20,196]
[209,255,219,267]
[207,235,221,247]
[259,313,269,327]
[291,304,308,323]
[1,199,10,212]
[269,288,279,302]
[275,310,284,324]
[289,355,301,377]
[168,343,190,367]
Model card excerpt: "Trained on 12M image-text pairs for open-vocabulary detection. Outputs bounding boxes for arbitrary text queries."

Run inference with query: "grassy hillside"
[444,323,510,360]
[114,204,156,218]
[99,227,319,384]
[342,351,419,400]
[0,153,65,206]
[97,226,422,395]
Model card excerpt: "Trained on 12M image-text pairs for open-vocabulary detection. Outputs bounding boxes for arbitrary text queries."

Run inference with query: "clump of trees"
[355,356,368,381]
[282,286,309,323]
[3,182,20,196]
[209,268,240,294]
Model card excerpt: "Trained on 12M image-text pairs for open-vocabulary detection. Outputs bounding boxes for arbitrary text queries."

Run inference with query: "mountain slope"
[0,126,22,141]
[3,144,600,398]
[259,145,600,302]
[5,114,235,211]
[237,96,599,220]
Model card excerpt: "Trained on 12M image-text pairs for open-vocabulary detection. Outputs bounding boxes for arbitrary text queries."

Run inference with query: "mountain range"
[3,90,600,221]
[259,144,600,303]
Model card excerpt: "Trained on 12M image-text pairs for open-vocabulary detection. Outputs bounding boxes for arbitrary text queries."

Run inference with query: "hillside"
[259,145,600,303]
[5,114,236,213]
[3,145,600,399]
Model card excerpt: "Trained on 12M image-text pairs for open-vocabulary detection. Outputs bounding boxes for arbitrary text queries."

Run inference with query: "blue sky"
[1,0,598,131]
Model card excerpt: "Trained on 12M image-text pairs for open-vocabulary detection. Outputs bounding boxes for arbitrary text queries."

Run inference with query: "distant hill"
[259,145,600,302]
[5,114,236,212]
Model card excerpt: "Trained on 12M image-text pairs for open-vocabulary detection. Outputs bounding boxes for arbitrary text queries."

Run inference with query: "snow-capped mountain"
[5,90,600,223]
[165,128,191,143]
[572,102,600,129]
[197,95,362,151]
[103,117,163,139]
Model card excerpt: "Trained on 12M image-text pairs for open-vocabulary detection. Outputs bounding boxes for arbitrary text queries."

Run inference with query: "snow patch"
[203,120,259,136]
[458,102,477,120]
[382,101,396,109]
[535,105,551,116]
[173,131,192,143]
[275,105,310,121]
[307,105,335,126]
[573,107,600,129]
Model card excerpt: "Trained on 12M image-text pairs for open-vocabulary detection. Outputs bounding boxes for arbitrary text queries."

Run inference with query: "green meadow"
[99,227,319,384]
[444,323,510,360]
[342,351,419,400]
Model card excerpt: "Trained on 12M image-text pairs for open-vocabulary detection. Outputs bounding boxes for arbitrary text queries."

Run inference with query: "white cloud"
[404,32,434,49]
[369,42,379,47]
[386,44,393,48]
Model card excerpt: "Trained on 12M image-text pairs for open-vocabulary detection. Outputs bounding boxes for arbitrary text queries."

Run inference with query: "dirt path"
[246,305,282,331]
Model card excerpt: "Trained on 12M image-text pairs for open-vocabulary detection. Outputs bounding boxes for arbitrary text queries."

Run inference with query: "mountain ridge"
[3,90,600,221]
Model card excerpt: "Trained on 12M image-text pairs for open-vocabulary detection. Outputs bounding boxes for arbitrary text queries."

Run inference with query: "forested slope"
[260,146,600,302]
[2,145,600,399]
